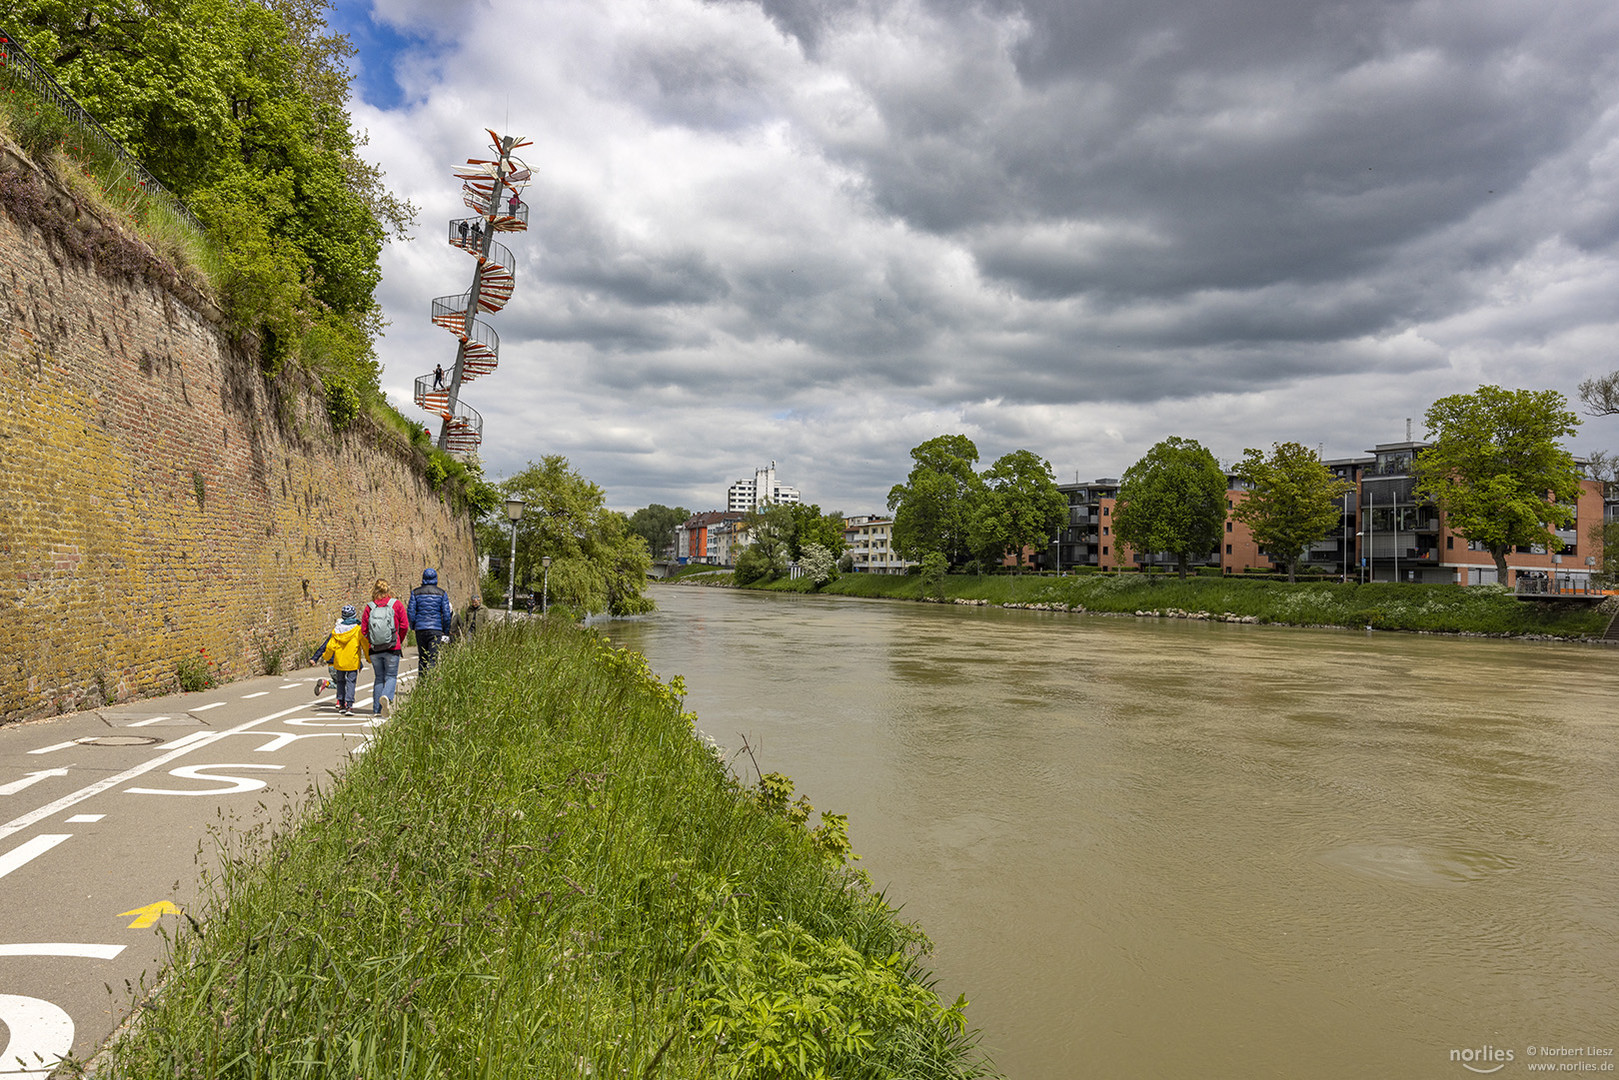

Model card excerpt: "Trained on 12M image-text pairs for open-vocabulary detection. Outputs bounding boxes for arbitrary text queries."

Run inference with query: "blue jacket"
[408,573,453,632]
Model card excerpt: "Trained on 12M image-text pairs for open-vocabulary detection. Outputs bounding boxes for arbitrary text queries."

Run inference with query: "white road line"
[242,691,269,699]
[278,684,301,689]
[191,702,226,712]
[0,942,124,959]
[0,702,310,842]
[65,814,103,823]
[0,771,69,796]
[0,835,71,879]
[126,716,170,727]
[27,743,77,756]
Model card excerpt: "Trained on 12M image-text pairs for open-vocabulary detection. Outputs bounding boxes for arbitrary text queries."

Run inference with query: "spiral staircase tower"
[417,129,533,453]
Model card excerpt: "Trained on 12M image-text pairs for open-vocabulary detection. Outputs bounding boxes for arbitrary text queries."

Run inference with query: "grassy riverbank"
[103,622,991,1079]
[707,571,1614,639]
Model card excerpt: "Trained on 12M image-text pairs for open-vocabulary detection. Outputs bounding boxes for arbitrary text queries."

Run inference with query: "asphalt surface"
[0,653,418,1076]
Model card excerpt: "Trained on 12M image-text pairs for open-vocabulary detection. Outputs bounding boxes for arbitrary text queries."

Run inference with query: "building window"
[1225,543,1232,555]
[1226,521,1233,532]
[1102,506,1109,516]
[1102,526,1109,535]
[1102,546,1109,555]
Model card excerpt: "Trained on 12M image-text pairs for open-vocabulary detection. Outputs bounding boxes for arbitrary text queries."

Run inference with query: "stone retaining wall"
[0,143,476,723]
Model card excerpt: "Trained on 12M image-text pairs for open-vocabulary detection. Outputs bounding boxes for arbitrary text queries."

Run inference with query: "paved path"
[0,655,418,1076]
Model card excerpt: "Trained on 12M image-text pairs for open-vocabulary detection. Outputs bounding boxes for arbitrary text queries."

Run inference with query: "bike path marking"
[0,771,70,796]
[0,943,125,959]
[0,835,70,879]
[0,994,74,1080]
[0,701,310,843]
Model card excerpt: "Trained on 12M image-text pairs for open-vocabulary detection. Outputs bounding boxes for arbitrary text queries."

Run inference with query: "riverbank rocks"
[1134,608,1259,624]
[999,601,1083,612]
[954,598,989,606]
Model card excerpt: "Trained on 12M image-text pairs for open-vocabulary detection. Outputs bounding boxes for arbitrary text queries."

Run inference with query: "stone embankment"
[0,139,477,723]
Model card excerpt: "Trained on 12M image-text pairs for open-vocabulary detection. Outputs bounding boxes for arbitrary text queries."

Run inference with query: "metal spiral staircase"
[416,129,532,453]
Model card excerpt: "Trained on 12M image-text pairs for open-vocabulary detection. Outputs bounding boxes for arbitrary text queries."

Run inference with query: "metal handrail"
[430,294,500,356]
[0,30,204,235]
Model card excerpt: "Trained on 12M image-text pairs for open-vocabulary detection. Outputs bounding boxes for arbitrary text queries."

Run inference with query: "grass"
[723,571,1614,638]
[103,621,992,1080]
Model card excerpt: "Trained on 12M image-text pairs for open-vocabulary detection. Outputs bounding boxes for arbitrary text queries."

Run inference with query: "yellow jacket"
[320,621,370,671]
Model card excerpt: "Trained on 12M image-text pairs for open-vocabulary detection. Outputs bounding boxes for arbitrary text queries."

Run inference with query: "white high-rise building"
[726,461,801,512]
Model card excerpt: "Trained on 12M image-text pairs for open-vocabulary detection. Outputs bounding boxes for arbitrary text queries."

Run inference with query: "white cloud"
[348,0,1619,512]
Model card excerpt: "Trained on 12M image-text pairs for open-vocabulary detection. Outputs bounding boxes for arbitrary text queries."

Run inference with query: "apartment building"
[1042,481,1135,571]
[842,516,913,574]
[673,511,744,565]
[1356,441,1602,587]
[1041,443,1600,585]
[726,462,801,513]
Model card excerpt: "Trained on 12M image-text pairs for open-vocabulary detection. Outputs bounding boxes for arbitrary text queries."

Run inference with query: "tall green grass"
[738,572,1612,638]
[103,621,991,1079]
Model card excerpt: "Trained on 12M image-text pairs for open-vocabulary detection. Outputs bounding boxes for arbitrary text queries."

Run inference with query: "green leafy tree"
[1231,442,1353,583]
[14,0,412,390]
[1413,385,1583,582]
[971,449,1067,573]
[1113,436,1227,579]
[626,504,691,561]
[480,456,653,615]
[887,435,985,568]
[788,504,848,560]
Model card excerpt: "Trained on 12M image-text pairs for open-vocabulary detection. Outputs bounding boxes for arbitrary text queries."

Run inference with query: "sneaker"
[378,696,391,718]
[339,706,353,716]
[314,678,329,697]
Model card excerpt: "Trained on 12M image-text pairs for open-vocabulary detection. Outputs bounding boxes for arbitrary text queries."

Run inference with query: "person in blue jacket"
[407,568,454,676]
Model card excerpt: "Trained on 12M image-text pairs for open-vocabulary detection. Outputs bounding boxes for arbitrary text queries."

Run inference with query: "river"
[607,585,1619,1079]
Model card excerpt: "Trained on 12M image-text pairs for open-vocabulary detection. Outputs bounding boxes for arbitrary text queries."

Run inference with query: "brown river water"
[608,585,1619,1079]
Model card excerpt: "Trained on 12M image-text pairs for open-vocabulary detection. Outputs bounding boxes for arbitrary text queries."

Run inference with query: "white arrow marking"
[0,942,125,959]
[0,835,70,879]
[0,994,74,1079]
[191,702,225,712]
[0,771,69,796]
[126,715,170,727]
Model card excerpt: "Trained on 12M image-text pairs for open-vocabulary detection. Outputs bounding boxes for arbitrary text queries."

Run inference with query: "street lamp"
[504,496,526,613]
[542,555,552,615]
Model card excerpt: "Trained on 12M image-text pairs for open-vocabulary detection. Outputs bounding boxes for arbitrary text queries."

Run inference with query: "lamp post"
[504,496,526,613]
[542,555,552,615]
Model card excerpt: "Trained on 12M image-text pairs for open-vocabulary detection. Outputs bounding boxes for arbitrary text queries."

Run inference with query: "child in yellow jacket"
[317,604,370,715]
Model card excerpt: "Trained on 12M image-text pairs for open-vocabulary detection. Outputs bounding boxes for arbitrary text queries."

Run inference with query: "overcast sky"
[331,0,1619,514]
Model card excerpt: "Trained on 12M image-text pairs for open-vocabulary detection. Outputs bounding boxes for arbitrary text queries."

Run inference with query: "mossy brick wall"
[0,155,477,724]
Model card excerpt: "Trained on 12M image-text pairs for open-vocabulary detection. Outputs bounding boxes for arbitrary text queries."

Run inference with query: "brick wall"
[0,148,477,723]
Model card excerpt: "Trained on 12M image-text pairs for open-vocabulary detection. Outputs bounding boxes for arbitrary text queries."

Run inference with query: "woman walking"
[364,578,409,717]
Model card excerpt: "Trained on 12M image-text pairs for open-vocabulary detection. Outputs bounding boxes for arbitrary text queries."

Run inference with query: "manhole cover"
[76,735,164,747]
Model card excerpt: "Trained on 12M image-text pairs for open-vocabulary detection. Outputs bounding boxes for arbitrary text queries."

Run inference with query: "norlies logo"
[1452,1046,1515,1073]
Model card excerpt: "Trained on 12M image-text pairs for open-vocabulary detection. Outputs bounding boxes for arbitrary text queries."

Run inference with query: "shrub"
[175,650,215,692]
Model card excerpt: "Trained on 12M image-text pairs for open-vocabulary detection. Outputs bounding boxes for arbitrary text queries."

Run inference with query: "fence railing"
[0,29,204,235]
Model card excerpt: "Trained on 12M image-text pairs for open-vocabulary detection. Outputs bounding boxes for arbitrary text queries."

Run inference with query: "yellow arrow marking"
[117,901,181,929]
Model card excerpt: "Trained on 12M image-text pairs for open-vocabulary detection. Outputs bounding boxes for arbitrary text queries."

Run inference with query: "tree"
[887,435,985,567]
[1578,371,1619,416]
[1113,436,1227,579]
[971,450,1067,573]
[15,0,413,386]
[1230,442,1352,583]
[798,543,837,587]
[627,504,691,561]
[1413,385,1584,582]
[481,456,653,615]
